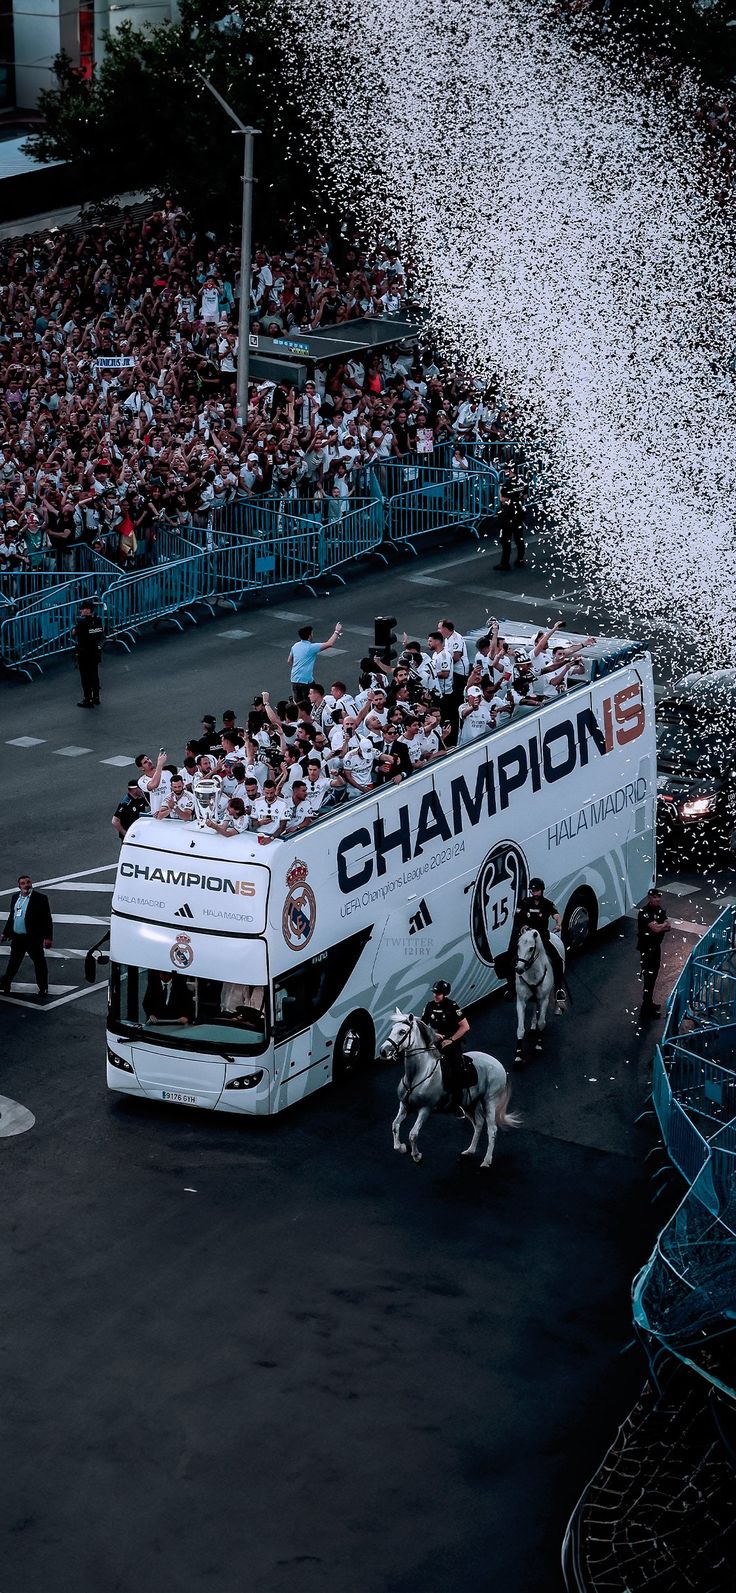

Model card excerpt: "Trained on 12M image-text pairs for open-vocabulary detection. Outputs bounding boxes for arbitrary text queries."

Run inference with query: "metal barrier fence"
[0,443,496,675]
[632,903,736,1397]
[0,545,120,613]
[0,595,94,675]
[103,552,208,648]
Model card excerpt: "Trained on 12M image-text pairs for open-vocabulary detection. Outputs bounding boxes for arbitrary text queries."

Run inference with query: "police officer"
[494,480,525,571]
[422,980,470,1108]
[111,779,149,842]
[637,887,671,1020]
[508,878,566,1002]
[73,599,105,708]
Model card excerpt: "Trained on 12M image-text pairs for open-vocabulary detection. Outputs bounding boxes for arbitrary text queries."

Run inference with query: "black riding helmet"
[529,878,545,893]
[433,980,451,995]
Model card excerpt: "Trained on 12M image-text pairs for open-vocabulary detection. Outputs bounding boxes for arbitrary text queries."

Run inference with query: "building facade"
[6,0,180,110]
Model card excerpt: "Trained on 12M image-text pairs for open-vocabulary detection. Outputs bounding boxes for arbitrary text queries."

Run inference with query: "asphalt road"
[1,531,733,1592]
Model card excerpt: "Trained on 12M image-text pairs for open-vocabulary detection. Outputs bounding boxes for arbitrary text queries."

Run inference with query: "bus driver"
[422,980,470,1110]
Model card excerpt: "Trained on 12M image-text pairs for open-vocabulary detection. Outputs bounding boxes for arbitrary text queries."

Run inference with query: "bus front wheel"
[333,1014,375,1083]
[562,888,598,953]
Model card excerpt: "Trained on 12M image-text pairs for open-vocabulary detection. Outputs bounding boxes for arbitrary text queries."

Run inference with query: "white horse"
[514,927,566,1064]
[381,1009,521,1168]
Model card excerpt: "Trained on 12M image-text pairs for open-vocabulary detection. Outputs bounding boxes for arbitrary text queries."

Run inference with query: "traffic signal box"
[372,616,398,667]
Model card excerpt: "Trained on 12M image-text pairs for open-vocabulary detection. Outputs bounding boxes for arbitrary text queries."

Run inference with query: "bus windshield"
[109,963,268,1052]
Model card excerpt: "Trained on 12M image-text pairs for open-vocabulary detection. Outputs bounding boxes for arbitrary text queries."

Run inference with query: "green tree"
[23,0,319,232]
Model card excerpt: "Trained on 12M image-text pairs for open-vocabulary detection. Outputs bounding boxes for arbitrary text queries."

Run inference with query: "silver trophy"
[192,773,222,829]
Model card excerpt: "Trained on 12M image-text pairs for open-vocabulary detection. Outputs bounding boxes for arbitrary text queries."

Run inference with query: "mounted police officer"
[508,878,566,1004]
[422,979,470,1109]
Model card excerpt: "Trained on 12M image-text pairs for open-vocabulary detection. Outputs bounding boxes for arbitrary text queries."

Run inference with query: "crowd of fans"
[0,206,521,577]
[112,616,595,842]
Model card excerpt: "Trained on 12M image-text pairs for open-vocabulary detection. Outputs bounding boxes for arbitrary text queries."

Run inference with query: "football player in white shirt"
[341,736,376,799]
[206,798,251,837]
[426,632,453,700]
[284,780,318,832]
[153,775,195,821]
[415,710,442,762]
[438,618,469,691]
[398,719,426,768]
[322,679,358,722]
[458,687,495,747]
[252,780,292,841]
[136,750,173,816]
[302,759,332,811]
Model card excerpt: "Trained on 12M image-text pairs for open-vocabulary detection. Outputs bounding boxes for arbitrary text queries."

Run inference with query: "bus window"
[273,927,372,1043]
[109,963,268,1052]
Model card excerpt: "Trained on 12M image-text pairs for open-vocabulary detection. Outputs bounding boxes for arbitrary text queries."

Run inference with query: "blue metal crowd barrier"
[0,443,496,675]
[383,466,497,549]
[102,552,208,649]
[0,545,120,613]
[632,903,736,1397]
[0,596,92,677]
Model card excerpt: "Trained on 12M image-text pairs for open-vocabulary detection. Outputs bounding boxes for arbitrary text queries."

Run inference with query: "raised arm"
[318,622,343,652]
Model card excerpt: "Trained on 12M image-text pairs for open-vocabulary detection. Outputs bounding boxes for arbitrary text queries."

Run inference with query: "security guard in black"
[74,602,105,707]
[637,888,670,1017]
[422,980,470,1104]
[112,780,149,841]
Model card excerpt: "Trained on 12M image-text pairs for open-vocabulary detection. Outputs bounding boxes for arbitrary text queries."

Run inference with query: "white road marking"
[1,982,76,997]
[663,882,701,897]
[0,1095,35,1138]
[1,945,89,961]
[45,881,115,893]
[402,573,445,586]
[0,862,116,897]
[459,584,585,612]
[100,755,137,768]
[219,629,254,638]
[6,736,47,748]
[0,981,108,1012]
[340,624,374,637]
[54,745,92,757]
[270,609,312,621]
[52,913,110,927]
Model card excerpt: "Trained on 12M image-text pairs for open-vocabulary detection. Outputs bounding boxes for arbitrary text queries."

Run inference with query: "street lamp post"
[197,72,260,425]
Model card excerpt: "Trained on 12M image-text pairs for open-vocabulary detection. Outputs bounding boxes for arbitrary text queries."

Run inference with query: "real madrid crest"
[282,859,316,951]
[170,932,194,970]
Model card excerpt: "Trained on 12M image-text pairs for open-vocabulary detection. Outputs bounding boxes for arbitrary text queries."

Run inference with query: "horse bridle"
[386,1019,441,1099]
[516,933,547,995]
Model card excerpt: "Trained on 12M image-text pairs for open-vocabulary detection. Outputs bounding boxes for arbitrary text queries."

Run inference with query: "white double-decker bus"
[106,629,656,1115]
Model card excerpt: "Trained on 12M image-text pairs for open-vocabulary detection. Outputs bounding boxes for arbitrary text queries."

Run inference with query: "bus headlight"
[224,1071,264,1091]
[678,794,717,821]
[107,1045,134,1073]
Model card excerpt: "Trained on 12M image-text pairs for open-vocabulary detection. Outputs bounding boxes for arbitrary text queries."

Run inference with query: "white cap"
[466,685,482,698]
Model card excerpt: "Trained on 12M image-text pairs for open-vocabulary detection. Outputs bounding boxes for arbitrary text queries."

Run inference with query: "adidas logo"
[175,903,194,920]
[408,898,432,936]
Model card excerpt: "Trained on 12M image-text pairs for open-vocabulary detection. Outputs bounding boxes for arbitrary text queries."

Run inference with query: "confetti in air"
[280,0,736,672]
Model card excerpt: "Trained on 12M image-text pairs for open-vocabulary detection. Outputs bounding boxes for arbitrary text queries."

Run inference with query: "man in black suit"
[1,874,54,999]
[142,971,195,1026]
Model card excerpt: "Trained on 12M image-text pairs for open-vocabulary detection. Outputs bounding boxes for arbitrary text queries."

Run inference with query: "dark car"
[656,669,736,852]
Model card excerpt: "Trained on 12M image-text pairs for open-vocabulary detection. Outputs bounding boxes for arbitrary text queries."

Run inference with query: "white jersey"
[458,701,495,747]
[342,749,375,793]
[138,770,172,816]
[444,630,469,677]
[252,797,292,835]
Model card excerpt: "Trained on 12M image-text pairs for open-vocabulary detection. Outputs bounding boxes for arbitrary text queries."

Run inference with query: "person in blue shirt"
[1,874,54,999]
[288,621,342,703]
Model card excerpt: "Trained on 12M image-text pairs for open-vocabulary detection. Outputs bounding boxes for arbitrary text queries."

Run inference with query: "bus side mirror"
[84,950,97,984]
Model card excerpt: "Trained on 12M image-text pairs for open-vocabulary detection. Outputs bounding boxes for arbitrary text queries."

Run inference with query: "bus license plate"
[161,1089,197,1106]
